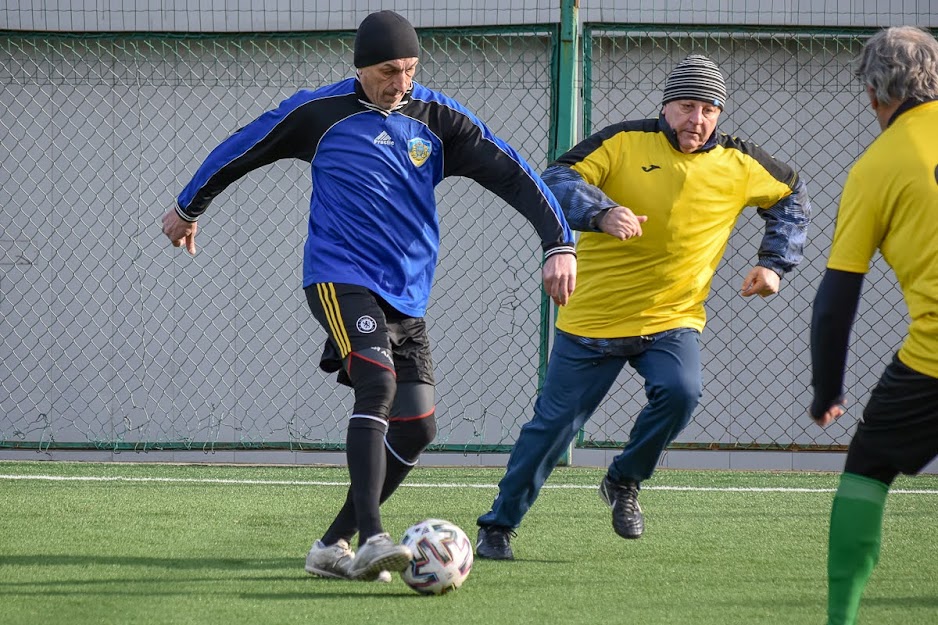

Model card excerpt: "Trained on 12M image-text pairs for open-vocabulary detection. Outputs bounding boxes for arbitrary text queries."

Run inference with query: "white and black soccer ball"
[400,518,473,595]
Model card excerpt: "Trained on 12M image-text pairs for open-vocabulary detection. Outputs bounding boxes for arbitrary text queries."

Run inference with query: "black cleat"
[599,475,644,539]
[476,525,516,560]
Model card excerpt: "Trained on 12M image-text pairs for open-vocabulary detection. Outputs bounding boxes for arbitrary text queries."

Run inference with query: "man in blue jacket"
[160,10,576,582]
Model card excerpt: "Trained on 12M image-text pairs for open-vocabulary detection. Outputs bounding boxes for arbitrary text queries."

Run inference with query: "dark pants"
[478,327,702,529]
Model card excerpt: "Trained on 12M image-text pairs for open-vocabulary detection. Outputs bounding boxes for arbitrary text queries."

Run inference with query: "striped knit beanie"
[661,54,727,109]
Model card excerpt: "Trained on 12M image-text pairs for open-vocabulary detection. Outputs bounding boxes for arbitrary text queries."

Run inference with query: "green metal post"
[551,0,579,162]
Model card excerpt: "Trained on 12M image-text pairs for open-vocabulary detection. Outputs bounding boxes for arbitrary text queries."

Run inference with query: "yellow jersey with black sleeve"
[827,99,938,378]
[553,117,801,339]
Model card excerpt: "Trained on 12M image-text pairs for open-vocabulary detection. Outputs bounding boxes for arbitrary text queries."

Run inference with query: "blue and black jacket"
[177,77,576,317]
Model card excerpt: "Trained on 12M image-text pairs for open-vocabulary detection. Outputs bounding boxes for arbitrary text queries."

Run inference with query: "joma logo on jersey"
[408,138,431,167]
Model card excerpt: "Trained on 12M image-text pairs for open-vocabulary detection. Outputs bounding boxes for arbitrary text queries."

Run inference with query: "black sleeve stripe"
[717,133,798,189]
[180,92,362,218]
[552,119,658,167]
[408,97,574,248]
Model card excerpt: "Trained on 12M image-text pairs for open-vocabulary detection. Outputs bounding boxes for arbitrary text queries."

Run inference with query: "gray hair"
[856,26,938,106]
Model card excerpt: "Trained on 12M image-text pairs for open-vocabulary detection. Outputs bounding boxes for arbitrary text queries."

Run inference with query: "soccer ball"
[400,518,473,595]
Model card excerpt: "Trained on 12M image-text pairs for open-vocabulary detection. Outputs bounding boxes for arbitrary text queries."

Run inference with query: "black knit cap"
[353,10,420,69]
[661,54,727,109]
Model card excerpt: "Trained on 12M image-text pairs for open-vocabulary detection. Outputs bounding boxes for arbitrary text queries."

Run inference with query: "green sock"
[826,472,889,625]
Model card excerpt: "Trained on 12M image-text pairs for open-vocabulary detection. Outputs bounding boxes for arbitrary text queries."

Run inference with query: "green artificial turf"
[0,461,935,625]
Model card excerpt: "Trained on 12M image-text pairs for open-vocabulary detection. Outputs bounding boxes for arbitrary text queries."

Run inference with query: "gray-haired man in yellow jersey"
[475,54,811,559]
[809,26,938,625]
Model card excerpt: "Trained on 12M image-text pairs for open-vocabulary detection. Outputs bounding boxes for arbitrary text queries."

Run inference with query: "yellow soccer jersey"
[828,100,938,378]
[555,119,798,338]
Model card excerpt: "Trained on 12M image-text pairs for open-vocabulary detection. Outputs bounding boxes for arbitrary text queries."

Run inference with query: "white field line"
[0,473,936,494]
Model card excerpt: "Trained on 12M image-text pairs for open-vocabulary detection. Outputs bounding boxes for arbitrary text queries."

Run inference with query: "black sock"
[321,416,434,545]
[321,453,415,546]
[344,417,387,544]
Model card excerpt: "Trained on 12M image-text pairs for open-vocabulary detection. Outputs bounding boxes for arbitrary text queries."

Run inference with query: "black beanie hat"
[661,54,727,109]
[354,10,420,69]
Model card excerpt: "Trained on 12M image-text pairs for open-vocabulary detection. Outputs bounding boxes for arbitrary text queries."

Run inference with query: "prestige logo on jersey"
[374,131,394,146]
[407,138,431,167]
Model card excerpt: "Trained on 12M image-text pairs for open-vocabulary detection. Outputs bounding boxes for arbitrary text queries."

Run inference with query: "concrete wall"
[1,0,935,32]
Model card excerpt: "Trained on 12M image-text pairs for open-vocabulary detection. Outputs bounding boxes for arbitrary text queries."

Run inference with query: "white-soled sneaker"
[305,539,355,579]
[352,563,394,583]
[305,539,393,583]
[347,532,412,581]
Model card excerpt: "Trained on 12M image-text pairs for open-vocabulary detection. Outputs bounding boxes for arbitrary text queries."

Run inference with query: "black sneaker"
[599,475,644,539]
[476,525,516,560]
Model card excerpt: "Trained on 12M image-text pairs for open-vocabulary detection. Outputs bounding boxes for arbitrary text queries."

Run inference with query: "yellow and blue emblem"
[407,138,431,167]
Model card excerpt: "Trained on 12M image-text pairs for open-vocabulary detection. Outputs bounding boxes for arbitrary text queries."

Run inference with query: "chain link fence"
[0,28,559,452]
[0,24,917,455]
[581,26,905,452]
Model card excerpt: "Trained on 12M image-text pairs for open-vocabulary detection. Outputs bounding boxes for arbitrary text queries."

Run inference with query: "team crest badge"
[407,138,431,167]
[356,315,377,333]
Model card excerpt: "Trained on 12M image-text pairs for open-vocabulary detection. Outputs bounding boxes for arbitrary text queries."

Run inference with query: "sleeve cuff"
[756,257,786,277]
[544,245,576,259]
[587,207,614,232]
[175,203,198,223]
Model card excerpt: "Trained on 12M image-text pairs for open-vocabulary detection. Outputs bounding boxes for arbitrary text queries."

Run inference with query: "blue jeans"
[477,327,702,529]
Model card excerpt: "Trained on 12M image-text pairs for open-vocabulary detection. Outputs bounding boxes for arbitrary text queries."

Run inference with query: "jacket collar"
[887,97,938,127]
[657,112,719,153]
[354,76,413,113]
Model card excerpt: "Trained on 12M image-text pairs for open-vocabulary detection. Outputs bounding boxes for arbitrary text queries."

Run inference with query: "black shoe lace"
[609,481,640,515]
[618,484,640,515]
[488,526,516,548]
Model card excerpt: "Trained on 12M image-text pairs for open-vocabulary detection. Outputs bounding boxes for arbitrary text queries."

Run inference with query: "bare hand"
[598,206,648,240]
[740,266,780,297]
[161,207,198,255]
[808,401,847,427]
[543,253,577,306]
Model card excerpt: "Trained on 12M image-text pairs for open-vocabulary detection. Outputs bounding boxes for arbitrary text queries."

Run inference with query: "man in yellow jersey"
[476,54,811,559]
[808,26,938,625]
